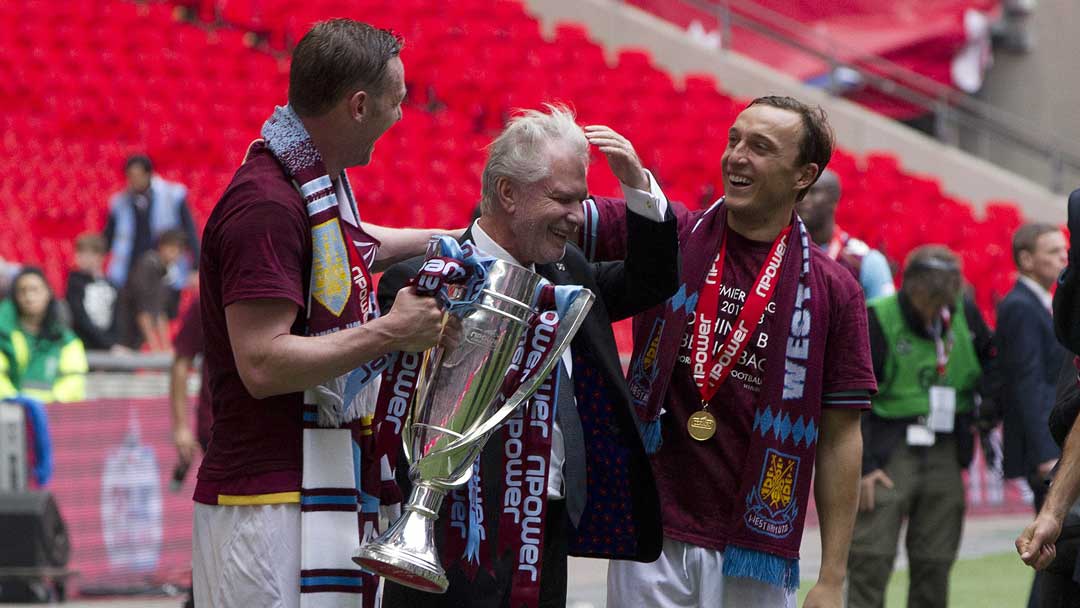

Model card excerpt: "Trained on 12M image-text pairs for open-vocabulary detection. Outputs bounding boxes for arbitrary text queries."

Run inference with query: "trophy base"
[352,483,449,593]
[353,541,448,594]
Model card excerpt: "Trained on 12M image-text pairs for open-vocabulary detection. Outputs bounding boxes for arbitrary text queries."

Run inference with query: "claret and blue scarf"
[262,104,399,608]
[617,198,826,592]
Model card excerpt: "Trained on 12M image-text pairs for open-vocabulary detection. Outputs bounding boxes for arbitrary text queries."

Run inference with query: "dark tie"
[557,363,587,527]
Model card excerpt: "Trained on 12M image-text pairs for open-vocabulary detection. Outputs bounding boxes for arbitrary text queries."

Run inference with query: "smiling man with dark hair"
[580,96,876,608]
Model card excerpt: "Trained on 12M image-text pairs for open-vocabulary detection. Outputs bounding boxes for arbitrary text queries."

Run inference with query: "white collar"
[470,220,535,273]
[1018,274,1053,311]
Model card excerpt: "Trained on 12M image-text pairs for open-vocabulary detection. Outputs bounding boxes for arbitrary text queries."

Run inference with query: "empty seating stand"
[0,0,1028,328]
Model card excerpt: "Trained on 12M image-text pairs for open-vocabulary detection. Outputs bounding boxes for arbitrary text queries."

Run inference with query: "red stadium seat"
[0,0,1030,323]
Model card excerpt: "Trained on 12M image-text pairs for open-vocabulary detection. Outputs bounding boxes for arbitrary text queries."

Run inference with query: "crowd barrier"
[45,397,195,597]
[31,395,1030,597]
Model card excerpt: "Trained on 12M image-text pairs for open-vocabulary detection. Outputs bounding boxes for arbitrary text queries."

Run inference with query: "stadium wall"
[523,0,1066,222]
[977,1,1080,194]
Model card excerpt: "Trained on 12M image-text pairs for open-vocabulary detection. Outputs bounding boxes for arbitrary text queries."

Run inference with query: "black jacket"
[1049,188,1080,447]
[1053,189,1080,353]
[63,270,119,350]
[998,279,1066,477]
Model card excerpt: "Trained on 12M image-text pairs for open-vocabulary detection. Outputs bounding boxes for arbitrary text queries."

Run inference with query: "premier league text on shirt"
[679,283,776,385]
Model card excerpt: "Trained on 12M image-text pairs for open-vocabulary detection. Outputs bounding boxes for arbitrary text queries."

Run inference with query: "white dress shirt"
[469,171,669,498]
[1019,274,1053,313]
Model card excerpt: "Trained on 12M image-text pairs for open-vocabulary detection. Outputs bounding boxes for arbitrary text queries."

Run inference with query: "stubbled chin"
[724,191,752,206]
[538,243,566,265]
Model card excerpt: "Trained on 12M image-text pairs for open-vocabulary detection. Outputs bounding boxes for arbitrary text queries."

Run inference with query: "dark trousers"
[848,439,965,608]
[1028,474,1051,608]
[1039,516,1080,608]
[383,500,569,608]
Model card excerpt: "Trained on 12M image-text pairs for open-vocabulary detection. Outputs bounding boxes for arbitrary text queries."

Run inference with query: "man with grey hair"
[378,104,679,607]
[797,169,895,300]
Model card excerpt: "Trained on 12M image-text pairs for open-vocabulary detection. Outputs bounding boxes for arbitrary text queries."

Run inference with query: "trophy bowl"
[353,260,593,593]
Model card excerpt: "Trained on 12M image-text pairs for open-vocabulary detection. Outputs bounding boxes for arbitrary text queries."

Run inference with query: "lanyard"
[933,307,954,378]
[693,226,791,407]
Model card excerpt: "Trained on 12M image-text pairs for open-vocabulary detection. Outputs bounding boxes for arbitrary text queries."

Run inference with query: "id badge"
[928,385,956,433]
[907,423,936,446]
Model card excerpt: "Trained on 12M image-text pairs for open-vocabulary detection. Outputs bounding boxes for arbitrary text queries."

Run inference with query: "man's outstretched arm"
[363,223,465,273]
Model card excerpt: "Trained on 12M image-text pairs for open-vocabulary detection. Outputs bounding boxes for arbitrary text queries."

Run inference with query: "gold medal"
[687,409,717,441]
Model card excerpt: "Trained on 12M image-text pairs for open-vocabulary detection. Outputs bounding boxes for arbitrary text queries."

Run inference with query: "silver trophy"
[353,260,594,593]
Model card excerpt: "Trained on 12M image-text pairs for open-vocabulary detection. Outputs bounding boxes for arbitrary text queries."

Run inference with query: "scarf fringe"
[721,545,800,592]
[636,417,662,454]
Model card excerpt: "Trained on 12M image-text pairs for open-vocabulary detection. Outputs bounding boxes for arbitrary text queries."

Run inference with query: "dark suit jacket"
[999,279,1066,478]
[377,207,678,606]
[1053,188,1080,352]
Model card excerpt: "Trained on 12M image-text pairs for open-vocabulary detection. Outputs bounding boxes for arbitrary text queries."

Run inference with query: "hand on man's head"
[584,125,648,191]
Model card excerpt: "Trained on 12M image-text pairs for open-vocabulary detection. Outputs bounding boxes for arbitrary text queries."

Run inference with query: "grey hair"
[479,104,588,215]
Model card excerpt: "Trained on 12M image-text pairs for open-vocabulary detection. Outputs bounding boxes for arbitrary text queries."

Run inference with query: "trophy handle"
[426,287,595,457]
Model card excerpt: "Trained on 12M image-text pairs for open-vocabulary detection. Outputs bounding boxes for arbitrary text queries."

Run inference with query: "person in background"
[168,295,208,608]
[0,267,88,403]
[65,232,121,351]
[119,228,189,352]
[847,245,995,608]
[104,154,199,290]
[170,295,210,466]
[0,257,22,300]
[796,169,895,300]
[1000,223,1070,511]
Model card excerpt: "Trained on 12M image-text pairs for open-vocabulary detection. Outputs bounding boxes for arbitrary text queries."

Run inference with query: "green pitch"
[798,551,1036,607]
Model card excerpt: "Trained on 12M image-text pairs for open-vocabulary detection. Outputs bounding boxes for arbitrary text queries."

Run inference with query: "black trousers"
[1029,474,1051,608]
[383,500,569,608]
[1039,518,1080,608]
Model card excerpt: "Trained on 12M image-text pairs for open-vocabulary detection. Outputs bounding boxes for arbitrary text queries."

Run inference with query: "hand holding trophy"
[353,237,594,593]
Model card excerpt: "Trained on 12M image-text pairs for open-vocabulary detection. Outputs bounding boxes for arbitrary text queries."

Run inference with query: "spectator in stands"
[0,267,87,403]
[119,228,189,352]
[103,154,199,292]
[848,245,995,608]
[0,257,21,300]
[65,232,121,351]
[797,168,895,300]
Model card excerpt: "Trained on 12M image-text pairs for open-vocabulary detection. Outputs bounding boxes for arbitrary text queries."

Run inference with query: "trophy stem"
[352,483,450,593]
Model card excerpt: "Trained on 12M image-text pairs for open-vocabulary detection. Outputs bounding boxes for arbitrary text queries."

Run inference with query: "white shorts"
[606,537,797,608]
[192,502,302,608]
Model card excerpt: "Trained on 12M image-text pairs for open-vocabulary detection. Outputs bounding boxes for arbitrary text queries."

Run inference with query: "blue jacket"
[998,279,1067,478]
